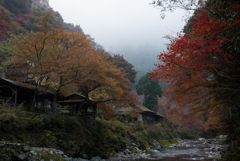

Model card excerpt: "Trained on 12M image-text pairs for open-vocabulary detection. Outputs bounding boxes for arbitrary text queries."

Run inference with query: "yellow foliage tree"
[8,12,137,115]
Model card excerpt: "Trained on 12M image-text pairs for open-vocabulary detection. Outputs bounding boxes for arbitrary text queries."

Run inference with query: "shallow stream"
[138,144,215,161]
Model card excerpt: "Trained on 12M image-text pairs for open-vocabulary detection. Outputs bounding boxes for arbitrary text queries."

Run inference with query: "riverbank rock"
[90,156,105,161]
[129,147,141,153]
[139,141,150,150]
[159,140,171,147]
[152,140,162,150]
[123,149,131,155]
[210,144,227,152]
[0,141,108,161]
[168,144,177,148]
[216,135,228,144]
[198,138,207,144]
[207,151,221,159]
[0,141,31,160]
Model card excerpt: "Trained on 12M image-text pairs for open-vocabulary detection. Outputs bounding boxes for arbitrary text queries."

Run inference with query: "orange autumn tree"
[8,12,94,108]
[8,12,138,115]
[75,50,138,118]
[150,0,240,135]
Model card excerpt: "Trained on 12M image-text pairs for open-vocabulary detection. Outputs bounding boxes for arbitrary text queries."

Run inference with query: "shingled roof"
[114,105,164,118]
[0,78,54,94]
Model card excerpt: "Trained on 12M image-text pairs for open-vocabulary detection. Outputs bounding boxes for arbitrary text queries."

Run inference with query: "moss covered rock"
[139,140,150,150]
[30,147,66,160]
[170,139,178,144]
[159,140,171,147]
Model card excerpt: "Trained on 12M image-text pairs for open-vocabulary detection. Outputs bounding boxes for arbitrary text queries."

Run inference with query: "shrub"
[0,112,19,131]
[115,122,127,136]
[41,107,61,125]
[26,115,45,129]
[136,120,144,131]
[147,123,163,140]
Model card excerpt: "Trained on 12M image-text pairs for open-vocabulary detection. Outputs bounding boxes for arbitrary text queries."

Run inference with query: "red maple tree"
[150,0,240,134]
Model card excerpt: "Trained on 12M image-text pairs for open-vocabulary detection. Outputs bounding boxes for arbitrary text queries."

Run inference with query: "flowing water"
[109,140,220,161]
[138,144,215,161]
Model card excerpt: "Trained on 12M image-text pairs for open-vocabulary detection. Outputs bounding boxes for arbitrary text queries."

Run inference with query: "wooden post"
[41,93,45,112]
[72,105,74,115]
[31,89,37,111]
[94,105,96,119]
[15,88,18,107]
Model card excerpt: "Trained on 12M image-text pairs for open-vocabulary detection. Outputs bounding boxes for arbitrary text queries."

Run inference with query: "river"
[109,139,221,161]
[139,145,215,161]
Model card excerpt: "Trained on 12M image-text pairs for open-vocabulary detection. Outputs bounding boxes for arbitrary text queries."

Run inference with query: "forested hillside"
[0,0,84,65]
[0,0,83,34]
[111,45,165,88]
[0,0,239,160]
[0,1,147,160]
[0,0,139,116]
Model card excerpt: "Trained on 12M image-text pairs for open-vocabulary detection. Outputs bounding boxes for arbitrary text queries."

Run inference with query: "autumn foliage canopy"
[4,12,137,117]
[150,0,240,134]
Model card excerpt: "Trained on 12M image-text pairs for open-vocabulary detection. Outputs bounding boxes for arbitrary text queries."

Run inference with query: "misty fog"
[49,0,187,81]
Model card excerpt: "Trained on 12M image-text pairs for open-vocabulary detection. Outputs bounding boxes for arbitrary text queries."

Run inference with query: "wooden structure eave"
[0,77,54,106]
[58,99,86,105]
[114,105,165,124]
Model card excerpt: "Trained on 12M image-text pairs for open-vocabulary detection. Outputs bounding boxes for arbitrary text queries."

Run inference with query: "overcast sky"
[49,0,186,54]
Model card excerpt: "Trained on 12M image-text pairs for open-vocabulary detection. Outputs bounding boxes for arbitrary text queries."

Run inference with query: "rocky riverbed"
[0,141,105,161]
[108,137,228,161]
[0,137,227,161]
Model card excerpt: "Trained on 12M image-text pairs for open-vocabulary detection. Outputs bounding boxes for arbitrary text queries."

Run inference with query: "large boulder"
[90,156,102,161]
[216,135,228,144]
[152,140,162,150]
[139,141,150,150]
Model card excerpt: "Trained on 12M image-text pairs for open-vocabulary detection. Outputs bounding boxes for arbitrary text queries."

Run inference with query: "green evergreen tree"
[136,73,162,110]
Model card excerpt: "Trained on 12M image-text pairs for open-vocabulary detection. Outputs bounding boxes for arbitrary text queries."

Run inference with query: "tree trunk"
[143,94,147,106]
